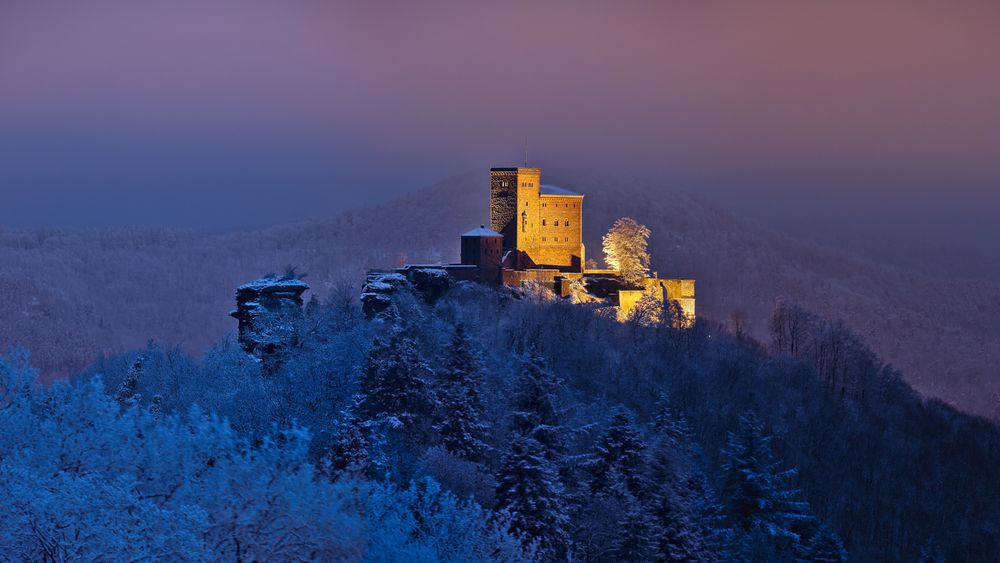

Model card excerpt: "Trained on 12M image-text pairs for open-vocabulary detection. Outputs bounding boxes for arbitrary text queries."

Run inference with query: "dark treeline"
[6,281,998,560]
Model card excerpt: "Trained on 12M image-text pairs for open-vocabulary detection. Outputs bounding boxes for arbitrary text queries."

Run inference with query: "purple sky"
[1,1,998,275]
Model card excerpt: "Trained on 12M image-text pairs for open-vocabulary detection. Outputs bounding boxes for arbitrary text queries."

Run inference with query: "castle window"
[554,220,560,226]
[564,237,569,242]
[542,219,547,226]
[565,221,570,226]
[542,237,546,241]
[501,180,509,187]
[542,203,547,207]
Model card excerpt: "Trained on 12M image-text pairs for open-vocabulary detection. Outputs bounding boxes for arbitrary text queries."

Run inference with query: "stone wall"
[502,268,561,287]
[617,277,697,325]
[533,194,584,270]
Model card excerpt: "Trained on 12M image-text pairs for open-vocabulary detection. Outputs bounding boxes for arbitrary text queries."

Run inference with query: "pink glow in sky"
[1,0,998,275]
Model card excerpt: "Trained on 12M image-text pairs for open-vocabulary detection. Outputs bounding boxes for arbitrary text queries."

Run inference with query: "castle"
[235,166,695,366]
[383,166,696,323]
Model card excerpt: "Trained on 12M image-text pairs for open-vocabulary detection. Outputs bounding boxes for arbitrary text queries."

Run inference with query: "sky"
[1,0,998,276]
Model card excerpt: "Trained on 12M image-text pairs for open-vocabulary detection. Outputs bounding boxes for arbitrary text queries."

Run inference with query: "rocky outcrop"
[403,267,452,303]
[230,274,309,366]
[360,272,412,319]
[360,267,455,319]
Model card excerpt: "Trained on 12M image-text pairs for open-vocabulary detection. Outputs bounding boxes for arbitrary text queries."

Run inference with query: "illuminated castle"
[369,166,695,323]
[489,167,585,272]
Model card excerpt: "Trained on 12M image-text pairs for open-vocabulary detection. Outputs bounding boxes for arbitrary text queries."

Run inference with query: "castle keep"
[489,167,585,272]
[363,166,695,323]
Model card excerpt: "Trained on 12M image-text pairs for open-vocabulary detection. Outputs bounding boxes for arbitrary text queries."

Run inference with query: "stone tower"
[460,226,504,284]
[490,167,540,266]
[489,167,584,272]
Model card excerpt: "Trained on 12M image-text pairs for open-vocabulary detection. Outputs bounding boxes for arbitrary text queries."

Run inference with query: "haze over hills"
[1,172,997,417]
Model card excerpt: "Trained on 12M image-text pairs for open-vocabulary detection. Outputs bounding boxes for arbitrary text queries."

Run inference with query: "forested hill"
[7,280,997,560]
[1,172,998,417]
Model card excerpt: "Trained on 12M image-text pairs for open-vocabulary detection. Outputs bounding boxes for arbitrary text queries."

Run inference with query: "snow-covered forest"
[3,278,998,561]
[2,173,998,419]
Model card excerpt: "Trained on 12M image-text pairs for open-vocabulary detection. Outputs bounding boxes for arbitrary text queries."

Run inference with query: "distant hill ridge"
[0,171,997,417]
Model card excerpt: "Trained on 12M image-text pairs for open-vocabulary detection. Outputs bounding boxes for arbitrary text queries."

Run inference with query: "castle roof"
[540,184,582,196]
[462,226,503,237]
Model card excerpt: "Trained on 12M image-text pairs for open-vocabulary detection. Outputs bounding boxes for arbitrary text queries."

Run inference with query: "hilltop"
[0,172,997,416]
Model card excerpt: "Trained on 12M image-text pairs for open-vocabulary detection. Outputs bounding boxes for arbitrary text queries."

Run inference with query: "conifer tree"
[647,487,709,561]
[433,325,490,461]
[328,394,370,478]
[804,524,848,562]
[611,494,658,562]
[115,355,144,407]
[509,352,565,460]
[720,414,814,553]
[588,409,646,496]
[495,435,571,561]
[654,392,694,443]
[358,330,434,433]
[645,424,716,561]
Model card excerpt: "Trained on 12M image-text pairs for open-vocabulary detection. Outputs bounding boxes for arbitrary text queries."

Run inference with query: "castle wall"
[534,194,584,271]
[617,278,697,325]
[502,268,561,287]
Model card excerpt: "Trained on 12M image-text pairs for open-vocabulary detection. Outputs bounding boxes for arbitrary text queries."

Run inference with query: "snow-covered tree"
[366,477,534,561]
[509,352,565,461]
[434,325,490,461]
[0,356,366,560]
[602,217,651,287]
[588,409,646,496]
[644,404,718,562]
[804,523,849,562]
[114,355,144,407]
[327,393,371,479]
[720,413,814,556]
[0,352,534,561]
[495,435,570,561]
[359,330,435,436]
[611,495,658,562]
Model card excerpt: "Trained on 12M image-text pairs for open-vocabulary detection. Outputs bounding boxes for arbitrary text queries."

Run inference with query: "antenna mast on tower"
[524,137,528,167]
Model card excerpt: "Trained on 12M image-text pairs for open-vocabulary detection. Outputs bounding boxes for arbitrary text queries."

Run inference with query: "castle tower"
[490,166,584,272]
[490,167,540,268]
[461,226,503,284]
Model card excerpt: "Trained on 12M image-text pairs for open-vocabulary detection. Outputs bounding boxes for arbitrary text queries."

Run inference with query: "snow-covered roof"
[461,226,503,237]
[540,184,582,196]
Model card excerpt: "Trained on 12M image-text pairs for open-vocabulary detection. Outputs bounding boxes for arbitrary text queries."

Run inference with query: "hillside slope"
[0,172,997,416]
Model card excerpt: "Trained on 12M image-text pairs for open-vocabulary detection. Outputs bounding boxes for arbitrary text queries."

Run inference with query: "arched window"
[554,220,560,226]
[542,219,547,226]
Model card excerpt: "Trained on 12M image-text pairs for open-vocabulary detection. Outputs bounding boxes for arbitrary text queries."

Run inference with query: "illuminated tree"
[602,217,651,287]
